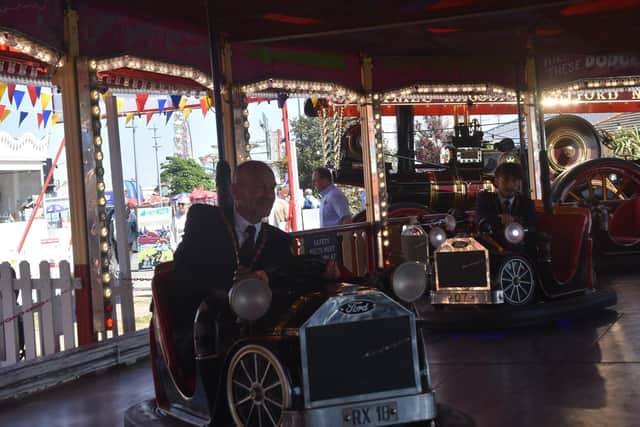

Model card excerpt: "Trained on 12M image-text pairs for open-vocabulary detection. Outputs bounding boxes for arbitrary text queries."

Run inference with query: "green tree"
[160,156,214,195]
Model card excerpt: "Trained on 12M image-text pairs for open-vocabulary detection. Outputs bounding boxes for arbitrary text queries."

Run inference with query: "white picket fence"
[0,260,81,367]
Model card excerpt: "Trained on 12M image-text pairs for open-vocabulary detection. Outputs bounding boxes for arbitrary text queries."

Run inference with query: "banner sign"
[539,53,640,88]
[136,206,173,270]
[302,232,339,260]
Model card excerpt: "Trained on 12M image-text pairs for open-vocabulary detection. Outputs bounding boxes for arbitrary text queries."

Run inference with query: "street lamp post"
[125,116,139,200]
[151,126,162,205]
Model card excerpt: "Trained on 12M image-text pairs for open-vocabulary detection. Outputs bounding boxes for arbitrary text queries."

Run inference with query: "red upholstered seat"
[151,261,196,397]
[535,206,590,284]
[609,197,640,244]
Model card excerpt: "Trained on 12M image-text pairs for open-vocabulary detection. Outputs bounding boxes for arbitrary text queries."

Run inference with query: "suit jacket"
[172,204,323,326]
[475,190,536,235]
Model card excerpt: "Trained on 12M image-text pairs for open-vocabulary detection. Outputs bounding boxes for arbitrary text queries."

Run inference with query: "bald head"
[232,161,276,223]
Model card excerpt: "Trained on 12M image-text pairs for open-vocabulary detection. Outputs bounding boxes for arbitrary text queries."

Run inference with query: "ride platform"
[417,288,617,330]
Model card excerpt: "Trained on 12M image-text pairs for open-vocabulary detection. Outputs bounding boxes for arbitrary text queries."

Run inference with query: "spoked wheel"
[227,345,291,427]
[498,257,536,306]
[551,158,640,205]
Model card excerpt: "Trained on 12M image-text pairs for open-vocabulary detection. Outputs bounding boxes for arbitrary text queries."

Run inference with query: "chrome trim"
[158,405,208,427]
[281,391,437,427]
[153,314,195,401]
[431,289,504,304]
[300,288,422,409]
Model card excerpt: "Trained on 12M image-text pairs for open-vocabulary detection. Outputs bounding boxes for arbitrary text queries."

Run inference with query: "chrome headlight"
[228,277,272,321]
[504,222,525,244]
[391,261,427,303]
[429,226,446,248]
[443,214,457,232]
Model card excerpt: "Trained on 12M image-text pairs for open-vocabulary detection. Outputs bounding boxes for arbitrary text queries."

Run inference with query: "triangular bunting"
[7,83,16,104]
[40,92,52,110]
[165,110,173,125]
[51,113,59,127]
[35,86,42,99]
[200,96,211,117]
[14,90,25,109]
[0,83,6,102]
[170,95,182,109]
[0,105,4,119]
[145,111,154,126]
[136,93,149,112]
[179,97,187,110]
[125,113,134,125]
[117,97,125,113]
[28,86,38,106]
[42,110,52,127]
[184,108,192,120]
[0,108,10,123]
[19,111,28,127]
[37,112,43,128]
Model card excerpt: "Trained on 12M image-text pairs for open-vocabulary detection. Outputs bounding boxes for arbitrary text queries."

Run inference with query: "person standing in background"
[273,185,291,230]
[312,167,351,227]
[303,188,320,209]
[172,196,191,247]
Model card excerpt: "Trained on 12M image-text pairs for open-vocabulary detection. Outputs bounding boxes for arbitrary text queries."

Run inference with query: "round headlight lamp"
[391,262,427,303]
[443,214,457,232]
[429,226,446,248]
[504,222,525,245]
[228,277,272,321]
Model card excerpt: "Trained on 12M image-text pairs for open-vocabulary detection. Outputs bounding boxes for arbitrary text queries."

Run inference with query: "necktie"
[239,225,256,267]
[503,199,511,214]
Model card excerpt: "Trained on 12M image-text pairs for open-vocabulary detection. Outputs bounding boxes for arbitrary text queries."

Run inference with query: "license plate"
[343,401,398,426]
[447,292,482,303]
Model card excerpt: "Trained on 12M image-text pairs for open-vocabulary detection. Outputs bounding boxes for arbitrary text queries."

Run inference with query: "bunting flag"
[135,93,149,112]
[19,111,28,127]
[27,86,38,106]
[37,112,43,128]
[184,108,192,120]
[0,108,11,123]
[170,95,182,109]
[117,97,125,113]
[125,112,134,125]
[7,83,16,104]
[0,104,4,119]
[178,97,187,110]
[14,90,25,109]
[145,111,154,126]
[200,96,211,117]
[158,99,166,114]
[51,113,60,127]
[42,110,52,127]
[165,110,173,125]
[0,82,6,101]
[40,92,52,110]
[35,86,42,99]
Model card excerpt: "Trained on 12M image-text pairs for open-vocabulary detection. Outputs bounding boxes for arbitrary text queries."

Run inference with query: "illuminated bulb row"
[382,84,516,101]
[370,97,390,249]
[241,95,251,159]
[239,79,360,102]
[0,32,61,66]
[94,55,213,90]
[88,61,113,308]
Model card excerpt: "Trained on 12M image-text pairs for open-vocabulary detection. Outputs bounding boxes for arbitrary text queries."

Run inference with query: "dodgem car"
[400,202,611,308]
[125,259,437,427]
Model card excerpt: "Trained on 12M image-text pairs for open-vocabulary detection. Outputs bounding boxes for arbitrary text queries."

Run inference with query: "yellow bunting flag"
[125,113,134,125]
[0,82,6,102]
[184,108,192,120]
[0,108,11,123]
[51,113,60,127]
[40,92,52,110]
[178,97,187,110]
[117,98,125,113]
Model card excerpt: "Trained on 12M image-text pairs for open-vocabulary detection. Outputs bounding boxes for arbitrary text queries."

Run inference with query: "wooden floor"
[0,272,638,427]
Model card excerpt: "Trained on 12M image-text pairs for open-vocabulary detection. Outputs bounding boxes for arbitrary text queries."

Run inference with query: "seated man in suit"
[173,160,337,364]
[475,162,536,249]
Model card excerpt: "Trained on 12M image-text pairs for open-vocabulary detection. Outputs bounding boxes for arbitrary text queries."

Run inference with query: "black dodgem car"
[125,260,437,427]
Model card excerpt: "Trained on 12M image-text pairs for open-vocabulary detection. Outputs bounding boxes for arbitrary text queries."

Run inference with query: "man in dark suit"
[475,162,536,248]
[173,160,337,333]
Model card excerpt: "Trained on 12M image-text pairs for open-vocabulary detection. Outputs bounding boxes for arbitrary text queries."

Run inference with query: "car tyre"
[498,256,537,305]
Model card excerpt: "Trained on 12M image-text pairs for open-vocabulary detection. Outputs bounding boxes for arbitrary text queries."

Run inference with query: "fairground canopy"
[2,0,640,94]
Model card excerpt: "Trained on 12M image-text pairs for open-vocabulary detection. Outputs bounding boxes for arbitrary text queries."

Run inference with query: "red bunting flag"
[145,111,154,126]
[7,83,16,104]
[27,86,38,106]
[200,96,211,117]
[0,104,4,119]
[37,112,43,128]
[136,93,149,112]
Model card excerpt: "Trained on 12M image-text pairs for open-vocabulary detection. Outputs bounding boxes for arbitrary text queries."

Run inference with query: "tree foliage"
[160,156,214,195]
[281,116,325,190]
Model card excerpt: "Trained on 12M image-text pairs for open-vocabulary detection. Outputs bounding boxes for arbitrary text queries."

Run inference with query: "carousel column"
[523,56,544,203]
[232,90,251,163]
[360,57,389,269]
